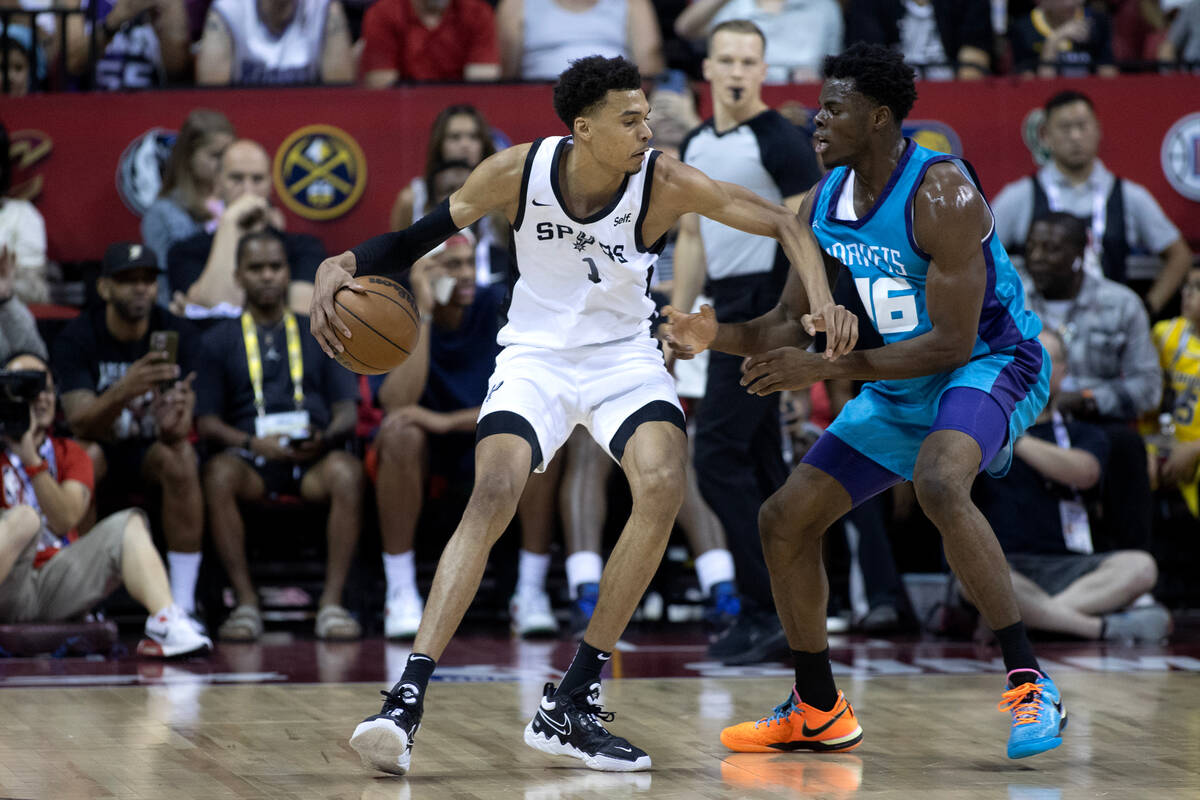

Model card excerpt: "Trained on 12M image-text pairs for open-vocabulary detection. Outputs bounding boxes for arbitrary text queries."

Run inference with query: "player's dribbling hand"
[802,302,857,360]
[310,251,365,357]
[740,347,825,395]
[660,304,717,360]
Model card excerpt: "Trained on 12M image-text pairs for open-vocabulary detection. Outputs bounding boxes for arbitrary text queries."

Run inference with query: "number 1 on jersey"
[583,257,601,284]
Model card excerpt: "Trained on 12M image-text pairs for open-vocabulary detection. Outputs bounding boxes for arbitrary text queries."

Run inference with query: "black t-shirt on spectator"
[1009,9,1115,75]
[51,304,200,444]
[845,0,993,70]
[166,229,326,297]
[195,313,358,435]
[974,419,1111,557]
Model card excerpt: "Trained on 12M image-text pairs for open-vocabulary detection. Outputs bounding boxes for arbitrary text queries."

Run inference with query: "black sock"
[393,653,436,711]
[792,648,838,712]
[557,640,611,696]
[993,621,1042,686]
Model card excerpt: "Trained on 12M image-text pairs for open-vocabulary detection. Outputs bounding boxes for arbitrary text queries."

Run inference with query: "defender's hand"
[310,251,364,357]
[801,302,857,360]
[660,304,717,360]
[740,347,827,396]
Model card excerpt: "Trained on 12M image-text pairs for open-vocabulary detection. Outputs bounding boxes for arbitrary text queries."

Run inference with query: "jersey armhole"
[512,138,544,232]
[634,150,666,254]
[906,156,995,259]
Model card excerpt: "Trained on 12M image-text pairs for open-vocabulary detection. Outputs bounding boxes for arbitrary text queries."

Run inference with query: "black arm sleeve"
[350,199,460,277]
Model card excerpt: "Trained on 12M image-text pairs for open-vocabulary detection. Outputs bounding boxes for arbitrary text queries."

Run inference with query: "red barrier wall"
[4,74,1198,263]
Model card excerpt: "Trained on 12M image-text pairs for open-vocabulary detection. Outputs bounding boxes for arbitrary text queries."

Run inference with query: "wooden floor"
[1,672,1197,799]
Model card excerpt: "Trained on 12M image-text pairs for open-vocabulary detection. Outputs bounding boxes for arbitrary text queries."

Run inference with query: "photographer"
[51,242,205,618]
[0,353,211,657]
[195,229,362,642]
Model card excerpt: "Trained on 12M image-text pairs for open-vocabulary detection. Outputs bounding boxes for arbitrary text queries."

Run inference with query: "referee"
[671,19,820,664]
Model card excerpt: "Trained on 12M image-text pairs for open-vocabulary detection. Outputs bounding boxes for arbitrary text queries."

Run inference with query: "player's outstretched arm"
[309,145,530,356]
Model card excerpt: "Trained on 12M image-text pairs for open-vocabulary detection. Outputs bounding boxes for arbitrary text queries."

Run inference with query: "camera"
[0,370,47,439]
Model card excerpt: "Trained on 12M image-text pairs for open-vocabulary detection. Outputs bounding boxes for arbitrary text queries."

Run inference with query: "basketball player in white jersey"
[309,55,857,775]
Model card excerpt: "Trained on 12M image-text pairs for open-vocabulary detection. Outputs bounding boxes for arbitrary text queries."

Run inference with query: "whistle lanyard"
[241,311,304,417]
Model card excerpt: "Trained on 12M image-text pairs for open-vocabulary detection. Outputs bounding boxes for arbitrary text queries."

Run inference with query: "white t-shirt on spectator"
[520,0,628,80]
[212,0,330,85]
[710,0,843,83]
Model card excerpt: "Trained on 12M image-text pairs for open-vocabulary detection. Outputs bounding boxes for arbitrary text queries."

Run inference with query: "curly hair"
[823,43,918,125]
[553,56,643,132]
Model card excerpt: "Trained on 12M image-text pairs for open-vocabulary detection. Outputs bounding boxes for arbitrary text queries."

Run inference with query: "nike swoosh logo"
[614,745,631,752]
[538,708,571,737]
[800,704,848,738]
[532,199,551,206]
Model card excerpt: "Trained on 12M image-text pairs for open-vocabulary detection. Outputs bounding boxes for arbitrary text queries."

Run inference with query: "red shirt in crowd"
[0,437,95,567]
[360,0,500,81]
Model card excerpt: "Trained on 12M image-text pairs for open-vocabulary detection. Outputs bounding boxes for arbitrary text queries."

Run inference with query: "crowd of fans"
[4,0,1200,96]
[0,4,1197,661]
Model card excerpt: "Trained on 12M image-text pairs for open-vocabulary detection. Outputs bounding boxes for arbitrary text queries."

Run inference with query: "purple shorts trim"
[930,386,1009,471]
[802,432,903,509]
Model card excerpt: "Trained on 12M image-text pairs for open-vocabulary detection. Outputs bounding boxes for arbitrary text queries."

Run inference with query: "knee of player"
[912,468,970,522]
[628,461,686,510]
[468,470,525,514]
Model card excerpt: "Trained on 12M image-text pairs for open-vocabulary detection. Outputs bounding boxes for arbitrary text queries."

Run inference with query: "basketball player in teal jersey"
[308,56,857,775]
[665,43,1066,760]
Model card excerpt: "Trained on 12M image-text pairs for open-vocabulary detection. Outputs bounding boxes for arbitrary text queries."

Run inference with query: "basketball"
[331,275,421,375]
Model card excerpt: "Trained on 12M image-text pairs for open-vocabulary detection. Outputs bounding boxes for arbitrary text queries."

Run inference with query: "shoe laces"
[754,694,796,729]
[380,684,419,718]
[569,685,616,729]
[998,682,1044,726]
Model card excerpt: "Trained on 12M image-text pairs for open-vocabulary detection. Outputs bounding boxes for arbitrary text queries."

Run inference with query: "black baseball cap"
[102,242,159,276]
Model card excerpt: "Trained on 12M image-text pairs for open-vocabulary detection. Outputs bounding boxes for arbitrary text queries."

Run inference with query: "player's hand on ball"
[661,304,717,360]
[740,347,826,395]
[802,302,858,360]
[310,251,364,357]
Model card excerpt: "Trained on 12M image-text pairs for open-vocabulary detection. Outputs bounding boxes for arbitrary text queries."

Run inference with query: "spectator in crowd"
[1009,0,1119,77]
[63,0,191,90]
[51,242,205,617]
[0,352,212,656]
[1,25,42,95]
[674,0,843,83]
[196,0,354,86]
[360,0,500,87]
[1158,0,1200,66]
[992,90,1193,317]
[368,232,560,638]
[669,19,820,664]
[843,0,992,79]
[0,121,48,304]
[196,229,363,641]
[0,243,48,363]
[141,109,236,306]
[1021,212,1160,552]
[974,330,1171,643]
[168,139,323,318]
[496,0,664,81]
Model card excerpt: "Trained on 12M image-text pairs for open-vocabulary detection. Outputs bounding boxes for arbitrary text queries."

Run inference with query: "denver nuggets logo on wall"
[1161,113,1200,202]
[901,120,962,156]
[273,125,367,221]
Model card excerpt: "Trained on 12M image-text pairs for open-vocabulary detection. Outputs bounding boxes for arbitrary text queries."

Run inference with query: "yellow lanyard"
[241,311,304,417]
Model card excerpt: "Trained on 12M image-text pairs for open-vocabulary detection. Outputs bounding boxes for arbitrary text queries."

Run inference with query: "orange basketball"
[331,275,421,375]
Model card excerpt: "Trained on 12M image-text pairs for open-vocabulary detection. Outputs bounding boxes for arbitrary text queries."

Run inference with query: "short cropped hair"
[236,228,287,268]
[1044,89,1095,118]
[822,42,917,124]
[709,19,766,51]
[553,55,643,132]
[1033,211,1089,254]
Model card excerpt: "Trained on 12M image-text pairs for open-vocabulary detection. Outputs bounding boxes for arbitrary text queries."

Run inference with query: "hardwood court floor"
[1,672,1197,800]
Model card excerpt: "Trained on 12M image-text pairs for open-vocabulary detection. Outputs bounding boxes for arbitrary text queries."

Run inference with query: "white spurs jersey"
[498,136,663,349]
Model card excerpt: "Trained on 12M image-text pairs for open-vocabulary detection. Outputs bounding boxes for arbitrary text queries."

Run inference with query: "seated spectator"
[195,229,363,641]
[1158,0,1200,66]
[974,330,1171,643]
[141,109,236,306]
[360,0,500,87]
[167,139,323,318]
[0,242,48,363]
[63,0,191,90]
[1009,0,1119,77]
[496,0,664,80]
[843,0,992,80]
[674,0,843,83]
[51,242,205,617]
[196,0,354,85]
[0,121,48,304]
[2,25,44,95]
[368,232,560,638]
[992,90,1193,317]
[0,352,211,657]
[1021,212,1160,552]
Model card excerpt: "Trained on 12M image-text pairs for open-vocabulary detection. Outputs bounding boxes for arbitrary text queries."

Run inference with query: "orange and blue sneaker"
[720,687,863,753]
[998,670,1067,759]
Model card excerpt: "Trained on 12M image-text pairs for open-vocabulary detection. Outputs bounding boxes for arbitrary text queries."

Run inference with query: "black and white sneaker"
[523,681,651,772]
[349,681,423,774]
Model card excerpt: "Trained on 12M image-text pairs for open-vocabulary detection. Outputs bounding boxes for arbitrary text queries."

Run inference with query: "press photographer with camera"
[0,353,211,656]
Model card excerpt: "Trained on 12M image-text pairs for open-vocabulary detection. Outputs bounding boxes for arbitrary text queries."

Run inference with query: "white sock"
[383,550,418,602]
[166,551,201,614]
[516,549,551,596]
[565,551,603,599]
[694,548,735,597]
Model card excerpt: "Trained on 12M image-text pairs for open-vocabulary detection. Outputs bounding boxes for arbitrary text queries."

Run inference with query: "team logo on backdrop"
[6,129,53,202]
[1161,113,1200,202]
[115,127,176,217]
[900,120,962,156]
[273,125,367,221]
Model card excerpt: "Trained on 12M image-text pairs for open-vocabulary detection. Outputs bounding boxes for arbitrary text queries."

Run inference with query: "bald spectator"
[196,0,354,85]
[360,0,501,87]
[167,139,323,318]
